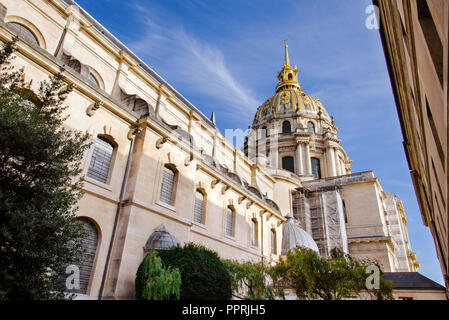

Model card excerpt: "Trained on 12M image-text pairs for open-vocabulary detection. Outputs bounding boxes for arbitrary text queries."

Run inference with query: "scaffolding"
[383,192,410,271]
[293,187,348,257]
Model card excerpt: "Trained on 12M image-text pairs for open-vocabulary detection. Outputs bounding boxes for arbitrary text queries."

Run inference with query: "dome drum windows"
[87,136,116,184]
[282,120,292,134]
[282,156,295,173]
[311,157,322,180]
[307,121,316,133]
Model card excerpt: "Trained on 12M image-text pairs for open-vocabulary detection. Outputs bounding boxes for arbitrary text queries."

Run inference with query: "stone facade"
[375,0,448,294]
[0,0,418,299]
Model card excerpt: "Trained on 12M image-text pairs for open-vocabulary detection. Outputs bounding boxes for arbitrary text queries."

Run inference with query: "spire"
[283,39,290,66]
[210,112,216,126]
[276,40,301,93]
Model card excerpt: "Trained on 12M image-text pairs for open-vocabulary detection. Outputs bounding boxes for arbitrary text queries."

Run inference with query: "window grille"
[7,22,39,46]
[160,166,176,205]
[194,191,204,224]
[58,219,98,294]
[226,207,234,237]
[87,137,114,183]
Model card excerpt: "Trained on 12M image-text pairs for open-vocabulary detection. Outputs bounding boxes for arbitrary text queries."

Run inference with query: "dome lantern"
[276,41,301,93]
[251,42,333,126]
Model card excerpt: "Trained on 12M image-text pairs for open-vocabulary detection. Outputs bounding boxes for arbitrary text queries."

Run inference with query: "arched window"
[87,136,115,184]
[311,157,322,179]
[160,165,177,205]
[193,190,205,224]
[59,218,99,294]
[225,206,235,237]
[77,219,98,294]
[87,72,100,88]
[282,121,291,133]
[307,121,315,133]
[7,22,39,46]
[251,219,258,247]
[282,156,295,173]
[271,229,277,254]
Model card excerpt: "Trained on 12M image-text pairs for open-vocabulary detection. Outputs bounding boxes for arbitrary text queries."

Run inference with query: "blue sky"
[75,0,444,284]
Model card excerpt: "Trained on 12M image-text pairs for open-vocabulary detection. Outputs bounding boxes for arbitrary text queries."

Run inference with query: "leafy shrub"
[223,259,284,300]
[135,251,181,300]
[157,243,232,300]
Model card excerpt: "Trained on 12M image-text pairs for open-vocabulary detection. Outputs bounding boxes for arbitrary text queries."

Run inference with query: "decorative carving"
[184,152,194,167]
[211,179,220,189]
[58,83,77,100]
[238,196,247,204]
[86,101,103,117]
[156,137,169,149]
[127,126,140,140]
[246,201,254,209]
[221,185,231,195]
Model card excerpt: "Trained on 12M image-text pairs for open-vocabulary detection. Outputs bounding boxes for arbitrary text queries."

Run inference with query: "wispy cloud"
[128,4,260,122]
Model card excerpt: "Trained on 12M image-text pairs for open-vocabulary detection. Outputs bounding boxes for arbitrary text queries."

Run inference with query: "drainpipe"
[260,210,266,265]
[98,126,139,300]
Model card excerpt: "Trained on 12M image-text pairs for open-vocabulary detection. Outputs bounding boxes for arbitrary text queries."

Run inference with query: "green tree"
[271,247,394,300]
[0,39,91,299]
[135,251,181,300]
[223,259,284,300]
[157,243,232,300]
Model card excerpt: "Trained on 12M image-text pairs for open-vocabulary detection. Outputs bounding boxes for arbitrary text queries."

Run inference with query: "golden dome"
[253,90,331,125]
[253,43,332,126]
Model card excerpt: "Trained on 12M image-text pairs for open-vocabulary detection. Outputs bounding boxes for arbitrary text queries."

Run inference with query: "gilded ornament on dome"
[281,91,290,105]
[301,92,310,105]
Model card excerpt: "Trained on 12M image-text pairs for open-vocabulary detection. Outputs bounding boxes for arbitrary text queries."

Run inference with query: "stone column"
[268,127,279,169]
[335,150,342,176]
[296,142,303,175]
[304,143,312,175]
[327,146,337,177]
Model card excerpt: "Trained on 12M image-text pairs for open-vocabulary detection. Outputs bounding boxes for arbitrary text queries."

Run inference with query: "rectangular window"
[226,208,234,237]
[282,157,295,173]
[251,220,258,247]
[193,191,204,224]
[160,167,175,205]
[271,230,276,254]
[311,158,322,179]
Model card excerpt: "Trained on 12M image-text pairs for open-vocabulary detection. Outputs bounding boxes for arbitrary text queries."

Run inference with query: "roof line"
[61,0,216,128]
